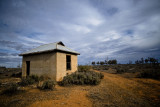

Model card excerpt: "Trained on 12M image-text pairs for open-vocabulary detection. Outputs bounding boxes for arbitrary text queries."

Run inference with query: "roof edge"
[19,49,80,56]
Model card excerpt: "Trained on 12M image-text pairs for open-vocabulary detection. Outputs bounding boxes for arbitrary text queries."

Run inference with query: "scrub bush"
[2,83,24,95]
[4,83,18,94]
[19,75,52,86]
[39,75,45,81]
[41,80,56,90]
[137,69,160,79]
[78,65,91,72]
[99,72,104,79]
[19,77,36,86]
[115,68,127,73]
[39,75,51,81]
[30,75,39,82]
[60,71,104,86]
[11,72,22,77]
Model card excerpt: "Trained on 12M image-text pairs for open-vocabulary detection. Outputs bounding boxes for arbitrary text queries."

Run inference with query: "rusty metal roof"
[19,41,80,56]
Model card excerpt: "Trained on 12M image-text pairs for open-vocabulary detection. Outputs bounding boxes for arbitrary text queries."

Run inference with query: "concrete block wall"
[22,51,78,81]
[56,52,78,81]
[22,52,57,80]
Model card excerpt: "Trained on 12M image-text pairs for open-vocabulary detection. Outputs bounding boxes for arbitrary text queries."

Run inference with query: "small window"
[66,55,71,70]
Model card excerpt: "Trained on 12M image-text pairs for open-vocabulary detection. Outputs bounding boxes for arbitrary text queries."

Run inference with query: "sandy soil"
[0,70,160,107]
[28,86,92,107]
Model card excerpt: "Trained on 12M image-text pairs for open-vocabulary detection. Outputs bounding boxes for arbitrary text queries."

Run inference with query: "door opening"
[26,61,30,76]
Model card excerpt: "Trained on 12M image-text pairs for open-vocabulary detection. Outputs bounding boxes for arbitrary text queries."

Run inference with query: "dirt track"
[89,71,160,107]
[27,71,160,107]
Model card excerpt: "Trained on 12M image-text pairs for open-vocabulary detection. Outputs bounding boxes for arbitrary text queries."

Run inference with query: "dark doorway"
[66,55,71,70]
[26,61,30,76]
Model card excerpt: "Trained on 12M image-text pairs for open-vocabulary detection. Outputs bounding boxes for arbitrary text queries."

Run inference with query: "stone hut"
[19,41,80,81]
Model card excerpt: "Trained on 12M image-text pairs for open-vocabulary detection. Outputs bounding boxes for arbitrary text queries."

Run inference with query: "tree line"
[135,57,159,64]
[92,59,117,65]
[91,57,159,65]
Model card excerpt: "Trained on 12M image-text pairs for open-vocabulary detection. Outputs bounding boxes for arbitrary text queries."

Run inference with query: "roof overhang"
[19,49,80,56]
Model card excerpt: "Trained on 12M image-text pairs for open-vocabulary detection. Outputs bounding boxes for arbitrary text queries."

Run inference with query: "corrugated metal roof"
[19,41,80,56]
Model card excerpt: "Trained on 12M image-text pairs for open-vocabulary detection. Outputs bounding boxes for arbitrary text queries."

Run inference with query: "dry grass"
[0,68,160,107]
[88,71,160,107]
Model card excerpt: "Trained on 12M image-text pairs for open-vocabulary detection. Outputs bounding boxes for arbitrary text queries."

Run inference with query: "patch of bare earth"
[28,86,92,107]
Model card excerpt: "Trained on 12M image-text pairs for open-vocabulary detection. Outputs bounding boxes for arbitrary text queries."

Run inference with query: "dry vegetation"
[0,65,160,107]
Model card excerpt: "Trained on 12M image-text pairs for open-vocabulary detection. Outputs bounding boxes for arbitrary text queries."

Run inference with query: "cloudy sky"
[0,0,160,67]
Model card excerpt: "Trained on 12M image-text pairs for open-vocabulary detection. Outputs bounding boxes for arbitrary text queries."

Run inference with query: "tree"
[96,61,100,65]
[105,60,108,65]
[112,59,117,64]
[141,58,144,64]
[108,60,112,65]
[100,61,105,65]
[145,59,149,64]
[91,61,95,65]
[148,57,157,64]
[135,60,139,64]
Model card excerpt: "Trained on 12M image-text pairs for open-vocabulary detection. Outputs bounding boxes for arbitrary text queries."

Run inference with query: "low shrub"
[78,65,91,72]
[39,75,51,81]
[30,75,39,82]
[41,80,56,90]
[137,69,160,79]
[19,75,45,86]
[99,72,104,79]
[92,65,109,71]
[39,75,45,81]
[60,71,104,86]
[11,72,22,77]
[19,77,36,86]
[2,83,22,95]
[116,68,127,73]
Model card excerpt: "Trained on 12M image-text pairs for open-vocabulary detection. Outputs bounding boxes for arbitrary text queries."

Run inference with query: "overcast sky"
[0,0,160,67]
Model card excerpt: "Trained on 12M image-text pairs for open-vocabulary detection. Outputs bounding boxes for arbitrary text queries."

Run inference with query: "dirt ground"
[0,70,160,107]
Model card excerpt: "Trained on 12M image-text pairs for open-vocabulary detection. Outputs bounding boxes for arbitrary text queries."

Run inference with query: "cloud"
[0,0,160,67]
[60,23,91,34]
[18,36,46,44]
